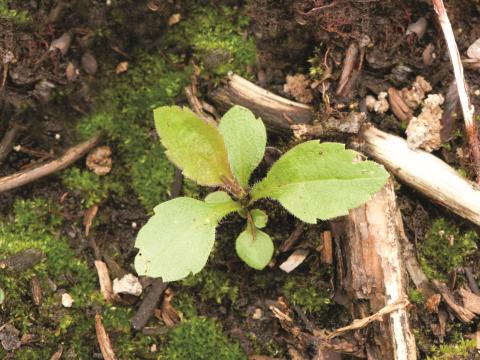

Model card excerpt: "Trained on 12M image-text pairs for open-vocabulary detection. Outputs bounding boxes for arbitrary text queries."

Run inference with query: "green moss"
[0,0,30,24]
[181,268,239,304]
[0,198,99,358]
[172,293,198,319]
[282,272,332,314]
[408,288,425,305]
[420,218,478,281]
[161,317,246,360]
[62,167,124,208]
[161,3,256,79]
[427,339,477,360]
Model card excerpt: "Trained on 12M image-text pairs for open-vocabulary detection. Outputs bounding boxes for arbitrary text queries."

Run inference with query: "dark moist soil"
[1,0,480,359]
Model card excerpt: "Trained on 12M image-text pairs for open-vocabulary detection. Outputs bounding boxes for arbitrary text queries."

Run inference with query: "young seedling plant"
[134,105,389,281]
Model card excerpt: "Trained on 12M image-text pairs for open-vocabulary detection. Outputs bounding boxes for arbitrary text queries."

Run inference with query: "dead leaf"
[168,13,181,26]
[84,204,99,236]
[50,345,64,360]
[426,293,441,313]
[160,288,180,327]
[115,61,129,74]
[86,146,112,176]
[0,324,21,351]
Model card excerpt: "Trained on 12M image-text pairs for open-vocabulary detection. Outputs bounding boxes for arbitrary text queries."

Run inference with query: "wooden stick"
[211,74,480,226]
[432,0,480,182]
[0,135,100,193]
[0,122,24,166]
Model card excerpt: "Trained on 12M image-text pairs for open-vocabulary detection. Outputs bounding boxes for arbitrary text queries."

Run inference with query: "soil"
[1,0,480,359]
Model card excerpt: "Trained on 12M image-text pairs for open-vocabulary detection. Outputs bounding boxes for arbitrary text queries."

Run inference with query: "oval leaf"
[154,106,233,186]
[250,209,268,229]
[251,141,389,223]
[236,227,274,270]
[205,191,232,204]
[135,197,240,281]
[219,106,266,189]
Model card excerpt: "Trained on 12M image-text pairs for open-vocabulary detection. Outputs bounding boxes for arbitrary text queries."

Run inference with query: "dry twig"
[0,135,100,193]
[95,314,118,360]
[327,297,410,339]
[432,0,480,182]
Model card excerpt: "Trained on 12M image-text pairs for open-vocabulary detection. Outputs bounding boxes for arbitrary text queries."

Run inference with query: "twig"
[94,260,116,303]
[279,222,304,252]
[95,314,118,360]
[131,278,166,330]
[432,0,480,182]
[327,297,410,339]
[0,135,100,193]
[0,122,24,165]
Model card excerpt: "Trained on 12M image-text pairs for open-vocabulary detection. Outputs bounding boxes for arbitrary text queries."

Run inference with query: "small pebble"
[61,293,74,308]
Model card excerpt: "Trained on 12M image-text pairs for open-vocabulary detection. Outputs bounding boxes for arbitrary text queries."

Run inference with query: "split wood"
[0,135,100,193]
[432,0,480,183]
[210,74,480,227]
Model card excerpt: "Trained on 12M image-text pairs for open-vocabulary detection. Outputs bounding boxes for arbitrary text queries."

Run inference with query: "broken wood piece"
[458,287,480,315]
[361,125,480,226]
[331,180,417,359]
[210,73,312,133]
[94,260,115,302]
[211,74,480,227]
[95,314,118,360]
[31,275,42,306]
[0,134,101,193]
[279,249,309,273]
[279,222,304,253]
[320,231,333,265]
[131,278,167,331]
[432,279,475,322]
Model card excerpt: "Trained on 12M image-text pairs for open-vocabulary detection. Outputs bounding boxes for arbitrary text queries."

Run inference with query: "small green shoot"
[135,105,389,281]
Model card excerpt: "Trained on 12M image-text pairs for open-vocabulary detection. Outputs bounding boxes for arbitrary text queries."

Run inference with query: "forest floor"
[1,0,480,359]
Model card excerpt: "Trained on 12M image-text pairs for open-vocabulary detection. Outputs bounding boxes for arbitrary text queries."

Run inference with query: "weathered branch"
[210,74,480,227]
[0,135,100,193]
[210,73,312,133]
[0,122,24,166]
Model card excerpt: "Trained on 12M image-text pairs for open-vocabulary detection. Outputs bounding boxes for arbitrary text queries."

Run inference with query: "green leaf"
[135,197,241,281]
[251,141,389,223]
[235,226,274,270]
[154,106,233,187]
[250,209,267,229]
[205,191,232,204]
[219,106,266,189]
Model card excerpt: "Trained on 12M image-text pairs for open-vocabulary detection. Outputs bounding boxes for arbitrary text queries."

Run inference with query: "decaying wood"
[211,74,480,227]
[320,231,333,265]
[279,222,304,252]
[95,314,118,360]
[0,134,100,193]
[210,73,312,133]
[31,275,42,306]
[432,280,475,323]
[279,249,309,273]
[331,180,416,360]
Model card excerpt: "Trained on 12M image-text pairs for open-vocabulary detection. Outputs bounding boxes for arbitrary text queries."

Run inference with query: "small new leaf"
[235,226,274,270]
[135,197,241,281]
[219,106,266,189]
[154,106,233,187]
[250,209,268,229]
[251,141,389,223]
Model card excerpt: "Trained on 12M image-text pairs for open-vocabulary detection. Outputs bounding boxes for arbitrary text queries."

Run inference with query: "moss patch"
[419,218,478,281]
[161,316,246,360]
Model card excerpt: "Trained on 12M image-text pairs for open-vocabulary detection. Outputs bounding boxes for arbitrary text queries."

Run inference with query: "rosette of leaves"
[134,105,389,281]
